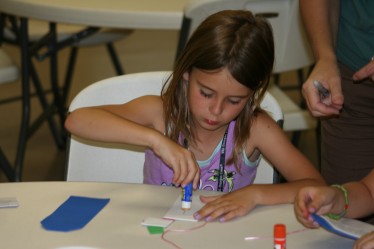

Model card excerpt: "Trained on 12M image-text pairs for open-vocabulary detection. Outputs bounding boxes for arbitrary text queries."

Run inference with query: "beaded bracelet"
[327,184,349,220]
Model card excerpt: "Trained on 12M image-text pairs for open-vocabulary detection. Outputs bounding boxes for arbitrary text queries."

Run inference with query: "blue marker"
[181,182,193,212]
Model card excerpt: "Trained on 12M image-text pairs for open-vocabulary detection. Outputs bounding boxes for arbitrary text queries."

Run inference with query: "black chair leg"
[106,42,124,75]
[273,73,280,86]
[62,46,78,109]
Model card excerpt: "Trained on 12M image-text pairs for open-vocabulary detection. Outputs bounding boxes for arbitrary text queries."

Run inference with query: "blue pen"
[313,80,330,99]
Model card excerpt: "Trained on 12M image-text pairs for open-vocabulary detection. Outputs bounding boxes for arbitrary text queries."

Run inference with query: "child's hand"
[354,231,374,249]
[193,186,256,222]
[294,186,337,228]
[152,135,200,189]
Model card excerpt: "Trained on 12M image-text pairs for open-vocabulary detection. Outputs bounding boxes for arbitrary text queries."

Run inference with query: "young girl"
[65,10,324,221]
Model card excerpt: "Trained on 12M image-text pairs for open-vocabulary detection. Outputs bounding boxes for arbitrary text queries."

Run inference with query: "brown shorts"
[320,62,374,184]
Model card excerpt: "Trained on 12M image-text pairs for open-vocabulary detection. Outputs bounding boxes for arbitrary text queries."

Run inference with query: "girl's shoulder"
[249,110,283,138]
[123,95,165,130]
[245,110,284,155]
[252,110,278,128]
[127,95,163,109]
[135,94,164,111]
[133,94,161,101]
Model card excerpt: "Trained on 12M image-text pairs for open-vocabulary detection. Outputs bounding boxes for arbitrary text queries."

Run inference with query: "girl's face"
[184,67,252,132]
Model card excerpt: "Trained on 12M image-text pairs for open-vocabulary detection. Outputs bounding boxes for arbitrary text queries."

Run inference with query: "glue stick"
[181,182,193,211]
[274,223,286,249]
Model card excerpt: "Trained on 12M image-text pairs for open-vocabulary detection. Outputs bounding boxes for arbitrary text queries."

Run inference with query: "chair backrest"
[0,48,18,84]
[66,71,283,184]
[66,71,168,183]
[176,0,313,74]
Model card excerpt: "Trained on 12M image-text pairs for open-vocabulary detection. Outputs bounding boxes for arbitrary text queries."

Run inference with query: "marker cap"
[181,201,191,210]
[274,223,286,238]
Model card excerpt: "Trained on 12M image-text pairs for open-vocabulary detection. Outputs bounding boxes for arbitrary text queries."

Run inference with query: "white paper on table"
[141,217,174,227]
[0,197,19,208]
[163,195,204,222]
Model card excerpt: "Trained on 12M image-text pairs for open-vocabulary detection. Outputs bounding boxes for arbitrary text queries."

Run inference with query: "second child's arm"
[295,170,374,228]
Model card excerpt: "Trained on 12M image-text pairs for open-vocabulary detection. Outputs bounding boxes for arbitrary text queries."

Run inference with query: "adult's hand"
[353,57,374,82]
[302,59,344,117]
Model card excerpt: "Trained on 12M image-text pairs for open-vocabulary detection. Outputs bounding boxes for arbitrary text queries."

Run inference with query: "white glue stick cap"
[181,201,191,210]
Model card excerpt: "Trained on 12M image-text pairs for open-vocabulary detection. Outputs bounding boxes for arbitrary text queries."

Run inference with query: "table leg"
[0,17,65,181]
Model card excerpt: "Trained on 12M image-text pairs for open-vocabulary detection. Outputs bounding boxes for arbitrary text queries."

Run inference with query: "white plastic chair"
[66,71,283,184]
[0,48,18,84]
[176,0,317,144]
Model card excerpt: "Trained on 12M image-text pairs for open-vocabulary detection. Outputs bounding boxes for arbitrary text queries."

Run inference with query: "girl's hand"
[151,135,200,189]
[294,186,337,228]
[302,59,343,117]
[354,231,374,249]
[193,186,257,222]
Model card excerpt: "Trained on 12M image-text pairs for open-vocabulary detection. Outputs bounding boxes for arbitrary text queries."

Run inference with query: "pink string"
[160,220,310,248]
[244,227,310,241]
[161,221,208,249]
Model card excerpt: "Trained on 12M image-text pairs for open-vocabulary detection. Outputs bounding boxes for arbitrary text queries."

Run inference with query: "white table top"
[0,181,354,249]
[0,0,190,29]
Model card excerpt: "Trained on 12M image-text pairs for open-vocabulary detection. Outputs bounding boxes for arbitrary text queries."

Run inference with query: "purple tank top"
[143,121,258,192]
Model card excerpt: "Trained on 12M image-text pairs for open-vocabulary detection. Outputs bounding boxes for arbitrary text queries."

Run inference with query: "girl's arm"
[65,96,164,147]
[253,112,324,187]
[65,96,200,188]
[194,113,325,222]
[347,171,374,218]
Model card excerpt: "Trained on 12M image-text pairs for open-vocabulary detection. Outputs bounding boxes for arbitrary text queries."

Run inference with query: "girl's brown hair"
[162,9,274,166]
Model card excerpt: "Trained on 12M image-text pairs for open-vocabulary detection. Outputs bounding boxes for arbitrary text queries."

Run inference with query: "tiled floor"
[0,29,318,182]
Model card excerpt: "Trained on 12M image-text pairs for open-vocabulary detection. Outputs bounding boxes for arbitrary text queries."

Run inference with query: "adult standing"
[299,0,374,184]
